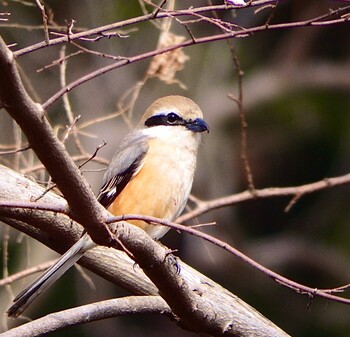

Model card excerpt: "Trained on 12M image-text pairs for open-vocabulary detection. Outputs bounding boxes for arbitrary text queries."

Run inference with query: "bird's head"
[140,95,209,134]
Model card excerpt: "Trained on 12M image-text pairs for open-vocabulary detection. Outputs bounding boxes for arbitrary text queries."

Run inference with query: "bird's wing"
[97,131,149,208]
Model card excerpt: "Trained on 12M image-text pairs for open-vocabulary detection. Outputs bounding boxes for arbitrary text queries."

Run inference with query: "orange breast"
[107,139,191,239]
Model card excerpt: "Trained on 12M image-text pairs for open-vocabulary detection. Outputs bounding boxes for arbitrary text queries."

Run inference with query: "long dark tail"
[7,234,94,318]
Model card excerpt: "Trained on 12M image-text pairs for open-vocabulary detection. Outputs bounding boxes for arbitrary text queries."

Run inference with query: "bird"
[7,95,209,318]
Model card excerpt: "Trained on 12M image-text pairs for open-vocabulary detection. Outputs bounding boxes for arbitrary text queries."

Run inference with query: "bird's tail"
[7,233,94,318]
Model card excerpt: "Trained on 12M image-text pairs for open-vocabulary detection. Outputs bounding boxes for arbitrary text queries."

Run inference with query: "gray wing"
[97,131,149,208]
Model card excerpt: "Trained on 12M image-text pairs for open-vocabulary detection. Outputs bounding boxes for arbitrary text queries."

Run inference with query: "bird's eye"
[166,112,179,124]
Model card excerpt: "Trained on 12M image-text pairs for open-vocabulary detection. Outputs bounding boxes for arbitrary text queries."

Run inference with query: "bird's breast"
[107,135,198,239]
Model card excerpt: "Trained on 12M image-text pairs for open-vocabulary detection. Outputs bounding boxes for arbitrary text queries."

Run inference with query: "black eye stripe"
[145,113,186,127]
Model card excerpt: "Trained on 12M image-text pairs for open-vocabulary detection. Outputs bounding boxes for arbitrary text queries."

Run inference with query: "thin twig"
[37,50,83,73]
[208,0,254,191]
[178,172,350,222]
[264,0,279,26]
[59,46,86,155]
[106,213,350,306]
[0,260,57,286]
[34,0,49,45]
[40,6,350,109]
[22,154,109,174]
[0,145,30,155]
[78,141,107,169]
[14,1,347,57]
[151,0,168,18]
[32,181,58,202]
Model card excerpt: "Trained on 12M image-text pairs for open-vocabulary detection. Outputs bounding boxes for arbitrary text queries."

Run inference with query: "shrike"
[7,95,209,317]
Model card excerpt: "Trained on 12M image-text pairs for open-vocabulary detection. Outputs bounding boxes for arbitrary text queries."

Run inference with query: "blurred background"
[1,0,350,336]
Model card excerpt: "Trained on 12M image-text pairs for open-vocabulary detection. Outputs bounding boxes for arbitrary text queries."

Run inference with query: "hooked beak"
[186,118,209,133]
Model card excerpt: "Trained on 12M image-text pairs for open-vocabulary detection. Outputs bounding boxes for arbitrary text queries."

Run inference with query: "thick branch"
[0,165,290,336]
[0,164,157,296]
[2,296,171,337]
[0,26,291,336]
[0,35,111,246]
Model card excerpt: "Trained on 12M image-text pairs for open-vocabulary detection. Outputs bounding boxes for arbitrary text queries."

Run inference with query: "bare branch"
[0,36,113,247]
[34,0,49,44]
[0,261,57,287]
[0,145,30,155]
[2,2,349,335]
[0,164,289,336]
[40,6,350,109]
[59,46,86,155]
[1,296,171,337]
[21,154,108,174]
[77,141,106,169]
[227,47,255,192]
[2,174,350,307]
[0,200,68,214]
[36,50,83,72]
[178,173,350,222]
[112,214,350,306]
[13,2,349,57]
[0,36,291,334]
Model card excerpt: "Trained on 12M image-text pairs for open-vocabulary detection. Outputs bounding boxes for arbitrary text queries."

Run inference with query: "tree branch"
[0,164,289,336]
[178,173,350,222]
[11,1,281,57]
[0,35,112,247]
[6,5,347,109]
[2,296,171,337]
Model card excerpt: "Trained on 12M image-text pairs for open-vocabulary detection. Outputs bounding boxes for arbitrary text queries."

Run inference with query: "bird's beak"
[186,118,209,133]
